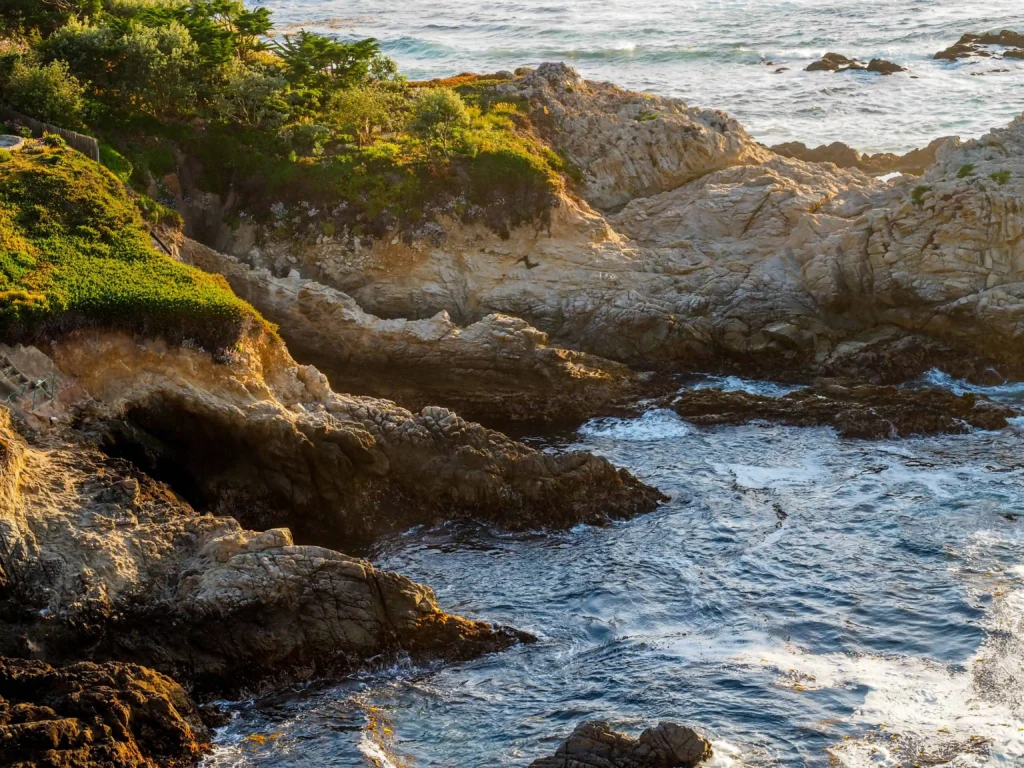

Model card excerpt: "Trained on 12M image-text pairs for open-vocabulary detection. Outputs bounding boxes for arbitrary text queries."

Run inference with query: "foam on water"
[578,408,696,441]
[683,375,805,398]
[920,369,1024,405]
[205,385,1024,765]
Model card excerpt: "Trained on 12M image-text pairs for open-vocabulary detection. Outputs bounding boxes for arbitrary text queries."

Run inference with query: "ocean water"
[255,0,1024,152]
[204,374,1024,767]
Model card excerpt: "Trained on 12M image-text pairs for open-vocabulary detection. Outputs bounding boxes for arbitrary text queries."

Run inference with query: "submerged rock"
[866,58,907,74]
[805,53,866,72]
[935,30,1024,60]
[530,720,713,768]
[805,54,905,74]
[670,381,1016,439]
[0,658,211,768]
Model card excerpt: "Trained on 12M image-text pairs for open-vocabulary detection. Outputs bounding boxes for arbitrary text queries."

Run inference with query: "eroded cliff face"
[202,63,1024,384]
[49,331,663,547]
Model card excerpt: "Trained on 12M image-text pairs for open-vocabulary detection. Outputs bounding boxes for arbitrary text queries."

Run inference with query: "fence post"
[0,106,101,163]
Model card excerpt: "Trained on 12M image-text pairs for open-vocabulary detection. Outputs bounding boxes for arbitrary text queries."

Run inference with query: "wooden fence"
[0,106,100,163]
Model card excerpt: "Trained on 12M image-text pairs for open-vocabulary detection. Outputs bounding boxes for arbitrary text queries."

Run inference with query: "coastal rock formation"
[501,62,772,210]
[182,239,648,424]
[0,405,529,692]
[49,331,662,544]
[935,30,1024,61]
[866,58,907,74]
[0,658,211,768]
[530,721,712,768]
[771,137,953,176]
[204,64,1024,384]
[804,54,904,74]
[806,53,866,72]
[670,381,1016,438]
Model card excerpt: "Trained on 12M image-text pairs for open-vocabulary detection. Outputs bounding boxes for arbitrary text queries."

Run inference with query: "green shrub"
[0,145,266,351]
[990,170,1011,185]
[410,88,469,156]
[957,163,975,179]
[135,193,183,228]
[635,110,659,122]
[99,144,133,183]
[0,150,11,164]
[5,59,86,128]
[911,185,930,206]
[42,133,66,149]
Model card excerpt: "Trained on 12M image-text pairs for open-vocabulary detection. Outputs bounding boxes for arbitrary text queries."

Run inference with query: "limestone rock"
[530,720,712,768]
[670,381,1016,439]
[0,407,530,693]
[207,67,1024,383]
[0,658,211,768]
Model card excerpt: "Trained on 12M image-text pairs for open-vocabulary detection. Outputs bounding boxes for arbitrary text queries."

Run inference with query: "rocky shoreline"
[180,63,1024,395]
[1,49,1023,767]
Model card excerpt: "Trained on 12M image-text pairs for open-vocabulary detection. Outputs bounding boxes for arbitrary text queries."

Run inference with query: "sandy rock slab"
[530,720,712,768]
[670,381,1016,439]
[182,238,650,426]
[0,658,212,768]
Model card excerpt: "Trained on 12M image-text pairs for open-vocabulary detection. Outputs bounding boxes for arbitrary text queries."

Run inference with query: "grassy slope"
[0,143,267,351]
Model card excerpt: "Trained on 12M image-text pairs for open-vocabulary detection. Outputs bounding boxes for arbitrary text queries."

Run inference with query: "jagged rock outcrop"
[670,381,1016,438]
[771,137,953,177]
[529,721,712,768]
[0,406,529,693]
[498,62,772,210]
[48,330,664,545]
[205,65,1024,383]
[181,239,648,424]
[0,658,211,768]
[935,30,1024,61]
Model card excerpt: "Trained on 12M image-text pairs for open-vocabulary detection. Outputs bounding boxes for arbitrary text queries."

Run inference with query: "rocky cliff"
[0,324,666,696]
[200,63,1024,384]
[0,403,527,694]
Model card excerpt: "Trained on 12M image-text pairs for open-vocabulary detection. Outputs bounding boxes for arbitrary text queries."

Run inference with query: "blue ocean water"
[204,376,1024,767]
[209,4,1024,764]
[255,0,1024,152]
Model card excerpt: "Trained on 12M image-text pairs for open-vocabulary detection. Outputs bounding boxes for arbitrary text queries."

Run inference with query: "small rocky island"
[1,2,1023,765]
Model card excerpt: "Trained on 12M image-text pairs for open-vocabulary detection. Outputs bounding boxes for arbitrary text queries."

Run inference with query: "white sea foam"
[684,375,804,398]
[578,409,696,441]
[712,459,827,490]
[920,369,1024,404]
[733,554,1024,768]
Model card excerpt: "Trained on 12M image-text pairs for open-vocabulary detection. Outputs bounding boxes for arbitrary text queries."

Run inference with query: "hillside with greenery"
[0,138,265,350]
[0,0,568,240]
